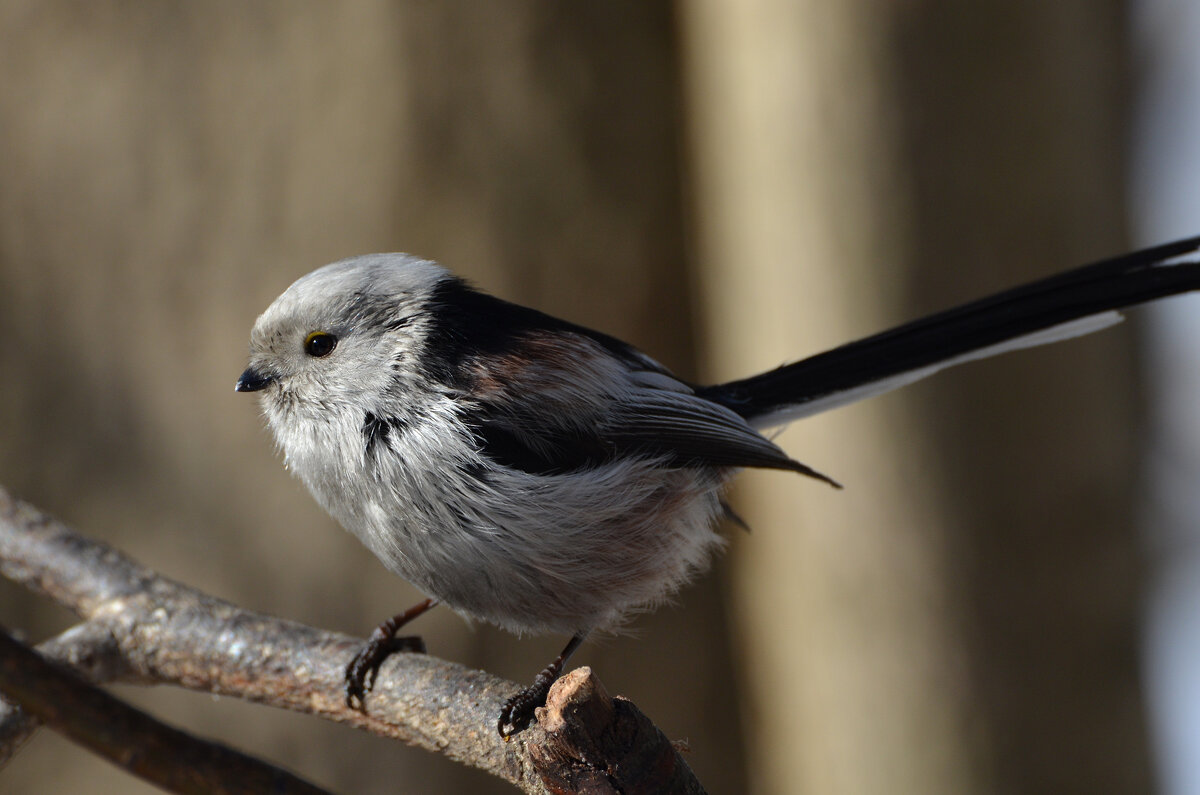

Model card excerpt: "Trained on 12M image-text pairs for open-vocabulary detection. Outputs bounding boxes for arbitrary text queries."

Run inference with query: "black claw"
[344,634,426,711]
[344,598,438,712]
[497,633,586,738]
[497,679,553,738]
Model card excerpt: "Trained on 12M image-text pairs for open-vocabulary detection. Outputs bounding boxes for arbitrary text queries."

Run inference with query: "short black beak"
[235,367,275,393]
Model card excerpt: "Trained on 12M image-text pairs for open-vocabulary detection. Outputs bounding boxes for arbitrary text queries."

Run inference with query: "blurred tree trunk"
[681,1,1149,794]
[894,4,1150,793]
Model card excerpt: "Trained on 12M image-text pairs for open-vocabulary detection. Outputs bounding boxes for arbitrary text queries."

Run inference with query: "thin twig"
[0,622,128,766]
[0,624,332,795]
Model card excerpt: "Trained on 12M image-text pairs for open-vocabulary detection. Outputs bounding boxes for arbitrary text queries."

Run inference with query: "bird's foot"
[344,630,426,711]
[497,674,555,739]
[497,633,586,738]
[344,598,437,711]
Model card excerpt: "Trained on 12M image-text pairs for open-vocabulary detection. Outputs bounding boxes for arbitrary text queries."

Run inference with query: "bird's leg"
[345,597,438,710]
[497,632,586,738]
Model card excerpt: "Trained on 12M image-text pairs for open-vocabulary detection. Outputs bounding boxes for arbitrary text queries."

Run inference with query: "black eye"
[303,331,338,358]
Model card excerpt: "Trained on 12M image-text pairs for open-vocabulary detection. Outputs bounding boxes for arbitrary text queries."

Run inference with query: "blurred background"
[2,2,1199,793]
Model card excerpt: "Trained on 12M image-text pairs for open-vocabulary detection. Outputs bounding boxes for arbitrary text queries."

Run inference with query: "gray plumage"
[239,237,1200,643]
[241,254,768,635]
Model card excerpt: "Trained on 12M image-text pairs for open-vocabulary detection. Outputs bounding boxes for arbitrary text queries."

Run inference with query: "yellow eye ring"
[303,331,338,358]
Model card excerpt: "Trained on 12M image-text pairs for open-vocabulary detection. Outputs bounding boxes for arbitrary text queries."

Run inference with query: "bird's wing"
[461,330,838,486]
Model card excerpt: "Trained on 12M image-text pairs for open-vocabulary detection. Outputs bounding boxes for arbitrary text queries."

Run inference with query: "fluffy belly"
[352,461,730,635]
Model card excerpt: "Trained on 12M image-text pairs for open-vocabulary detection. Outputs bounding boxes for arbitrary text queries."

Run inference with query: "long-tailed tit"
[237,235,1200,736]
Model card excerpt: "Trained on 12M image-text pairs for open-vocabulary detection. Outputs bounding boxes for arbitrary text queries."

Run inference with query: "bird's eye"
[303,331,338,358]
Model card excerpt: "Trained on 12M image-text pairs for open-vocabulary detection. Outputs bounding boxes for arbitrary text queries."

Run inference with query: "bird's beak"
[235,367,276,393]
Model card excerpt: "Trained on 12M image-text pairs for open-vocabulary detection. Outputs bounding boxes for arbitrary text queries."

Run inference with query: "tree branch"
[0,622,128,765]
[0,623,333,794]
[0,486,705,793]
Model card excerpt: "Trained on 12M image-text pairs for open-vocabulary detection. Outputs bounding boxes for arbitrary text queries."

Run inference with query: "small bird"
[237,236,1200,736]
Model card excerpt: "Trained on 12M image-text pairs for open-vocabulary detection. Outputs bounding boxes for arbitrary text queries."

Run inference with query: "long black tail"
[700,236,1200,428]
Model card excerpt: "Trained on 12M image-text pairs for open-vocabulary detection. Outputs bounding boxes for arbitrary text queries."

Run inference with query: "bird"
[237,235,1200,736]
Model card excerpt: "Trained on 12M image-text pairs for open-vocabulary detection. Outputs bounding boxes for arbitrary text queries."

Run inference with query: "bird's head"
[236,254,447,425]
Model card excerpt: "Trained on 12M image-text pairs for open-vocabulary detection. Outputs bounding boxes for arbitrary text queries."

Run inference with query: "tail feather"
[700,236,1200,428]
